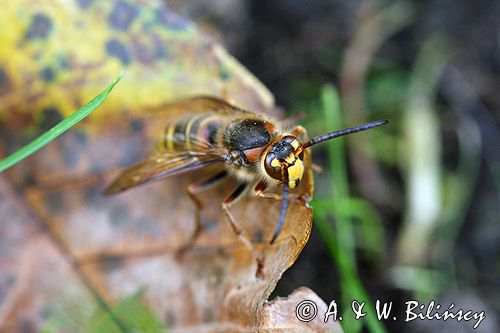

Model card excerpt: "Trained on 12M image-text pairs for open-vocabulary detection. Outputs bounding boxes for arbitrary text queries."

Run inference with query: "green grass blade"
[314,197,384,256]
[317,84,388,333]
[0,72,123,173]
[89,289,165,333]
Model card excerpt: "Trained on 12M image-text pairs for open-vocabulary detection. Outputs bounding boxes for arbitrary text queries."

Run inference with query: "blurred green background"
[177,0,500,332]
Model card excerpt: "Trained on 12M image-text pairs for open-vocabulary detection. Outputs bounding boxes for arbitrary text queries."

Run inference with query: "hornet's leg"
[254,181,305,202]
[178,170,228,256]
[222,182,252,250]
[222,182,265,276]
[254,181,282,201]
[254,181,290,243]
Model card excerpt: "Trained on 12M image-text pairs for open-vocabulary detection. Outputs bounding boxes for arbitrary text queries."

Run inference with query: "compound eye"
[264,152,283,181]
[283,136,301,150]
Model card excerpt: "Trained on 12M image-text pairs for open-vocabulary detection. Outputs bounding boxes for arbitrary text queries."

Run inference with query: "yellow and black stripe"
[159,113,224,151]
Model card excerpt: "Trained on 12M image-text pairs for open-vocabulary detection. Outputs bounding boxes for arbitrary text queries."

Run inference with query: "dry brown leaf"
[0,1,337,332]
[260,287,343,333]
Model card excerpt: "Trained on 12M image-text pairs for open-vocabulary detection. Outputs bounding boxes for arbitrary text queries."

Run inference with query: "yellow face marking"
[271,158,281,168]
[287,159,304,186]
[291,139,300,150]
[285,153,295,165]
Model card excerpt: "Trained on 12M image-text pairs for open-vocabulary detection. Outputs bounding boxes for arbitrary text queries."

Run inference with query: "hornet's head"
[261,135,304,189]
[262,120,389,244]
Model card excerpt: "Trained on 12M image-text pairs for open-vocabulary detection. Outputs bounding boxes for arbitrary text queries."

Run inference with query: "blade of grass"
[0,72,123,173]
[320,84,356,330]
[89,289,165,333]
[314,197,384,256]
[40,289,166,333]
[316,84,387,333]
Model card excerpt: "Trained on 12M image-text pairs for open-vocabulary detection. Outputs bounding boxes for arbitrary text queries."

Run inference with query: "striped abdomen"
[159,112,224,151]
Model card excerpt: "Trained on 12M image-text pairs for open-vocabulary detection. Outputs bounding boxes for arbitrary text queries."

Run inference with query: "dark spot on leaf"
[23,174,37,187]
[253,228,265,242]
[25,13,53,40]
[218,67,230,81]
[45,192,64,214]
[0,123,16,152]
[100,255,125,273]
[90,158,105,173]
[119,139,143,166]
[61,149,79,167]
[106,39,131,65]
[154,43,167,59]
[57,55,70,69]
[131,38,154,65]
[110,202,128,226]
[0,68,11,95]
[76,0,93,9]
[133,217,162,238]
[129,119,143,133]
[109,0,139,31]
[39,107,64,132]
[57,131,87,168]
[156,7,190,30]
[129,33,168,64]
[40,67,55,82]
[73,130,88,146]
[151,33,168,60]
[202,219,218,231]
[85,187,101,207]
